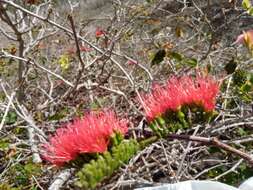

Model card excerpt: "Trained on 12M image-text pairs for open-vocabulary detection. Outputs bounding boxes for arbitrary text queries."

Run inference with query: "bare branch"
[48,169,75,190]
[0,92,15,131]
[167,134,253,166]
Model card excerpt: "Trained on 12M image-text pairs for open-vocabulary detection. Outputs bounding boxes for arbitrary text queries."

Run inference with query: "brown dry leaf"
[145,19,161,25]
[163,41,174,52]
[6,147,16,159]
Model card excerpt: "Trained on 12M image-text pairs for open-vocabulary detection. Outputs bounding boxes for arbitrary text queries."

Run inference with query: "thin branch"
[0,81,44,163]
[0,52,74,87]
[27,126,42,163]
[0,27,17,41]
[67,15,85,92]
[176,125,200,179]
[214,159,243,180]
[0,0,136,87]
[0,2,25,102]
[0,81,46,138]
[48,169,75,190]
[0,92,15,131]
[167,134,253,166]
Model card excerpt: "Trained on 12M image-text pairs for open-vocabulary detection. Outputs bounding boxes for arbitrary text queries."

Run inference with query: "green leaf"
[0,183,10,190]
[90,98,106,110]
[237,128,247,136]
[169,51,183,62]
[184,58,198,67]
[1,111,17,125]
[233,69,248,87]
[0,138,9,149]
[76,139,139,189]
[24,162,41,176]
[151,49,166,66]
[249,73,253,84]
[248,7,253,15]
[47,108,69,121]
[208,146,223,154]
[240,162,247,171]
[242,0,251,10]
[156,116,165,128]
[240,82,252,92]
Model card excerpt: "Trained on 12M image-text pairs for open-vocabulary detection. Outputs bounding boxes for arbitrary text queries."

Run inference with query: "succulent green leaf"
[76,139,140,189]
[242,0,251,10]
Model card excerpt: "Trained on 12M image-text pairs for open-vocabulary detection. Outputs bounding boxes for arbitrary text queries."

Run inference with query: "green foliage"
[148,105,215,137]
[0,92,5,102]
[235,127,253,150]
[14,126,26,135]
[237,127,248,136]
[169,51,183,62]
[110,132,124,147]
[232,69,253,103]
[76,139,140,189]
[9,161,42,188]
[0,138,10,150]
[0,111,17,125]
[233,70,248,87]
[207,163,253,186]
[242,0,253,15]
[240,82,252,94]
[0,183,20,190]
[148,110,189,137]
[145,0,154,3]
[0,184,12,190]
[208,146,226,154]
[168,51,198,68]
[148,117,163,137]
[242,0,251,10]
[138,43,197,70]
[184,57,198,67]
[90,97,106,110]
[47,107,69,121]
[148,116,182,137]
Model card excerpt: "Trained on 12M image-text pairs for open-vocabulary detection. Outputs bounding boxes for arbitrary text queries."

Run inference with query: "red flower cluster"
[41,111,128,166]
[140,74,219,122]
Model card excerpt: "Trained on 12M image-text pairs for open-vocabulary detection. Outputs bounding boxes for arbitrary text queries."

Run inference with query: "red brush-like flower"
[140,74,219,122]
[194,75,220,111]
[42,127,78,166]
[41,110,128,166]
[74,111,128,154]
